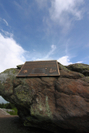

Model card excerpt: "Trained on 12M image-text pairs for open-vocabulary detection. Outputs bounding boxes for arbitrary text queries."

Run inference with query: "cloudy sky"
[0,0,89,102]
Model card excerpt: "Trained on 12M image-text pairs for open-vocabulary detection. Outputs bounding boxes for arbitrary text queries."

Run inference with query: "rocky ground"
[0,109,53,133]
[0,108,10,116]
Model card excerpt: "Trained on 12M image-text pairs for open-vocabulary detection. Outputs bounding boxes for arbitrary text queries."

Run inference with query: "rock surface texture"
[0,63,89,133]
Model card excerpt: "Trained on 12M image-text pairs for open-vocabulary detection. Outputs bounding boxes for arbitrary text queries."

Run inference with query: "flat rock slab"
[0,108,10,116]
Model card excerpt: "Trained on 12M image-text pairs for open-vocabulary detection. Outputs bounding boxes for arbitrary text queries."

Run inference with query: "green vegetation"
[45,96,52,117]
[1,68,18,75]
[6,107,18,115]
[0,103,18,115]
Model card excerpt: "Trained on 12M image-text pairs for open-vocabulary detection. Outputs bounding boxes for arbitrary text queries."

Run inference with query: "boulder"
[66,63,89,76]
[0,63,89,133]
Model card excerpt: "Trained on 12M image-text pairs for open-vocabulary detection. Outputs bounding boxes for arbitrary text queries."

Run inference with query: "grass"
[6,107,18,115]
[0,102,18,115]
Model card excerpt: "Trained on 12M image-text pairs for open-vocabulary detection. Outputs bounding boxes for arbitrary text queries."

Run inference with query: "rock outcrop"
[0,63,89,133]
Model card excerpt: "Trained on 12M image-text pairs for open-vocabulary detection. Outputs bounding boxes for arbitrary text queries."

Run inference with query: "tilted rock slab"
[0,63,89,132]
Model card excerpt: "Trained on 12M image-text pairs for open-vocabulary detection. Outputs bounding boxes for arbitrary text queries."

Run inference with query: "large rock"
[0,63,89,133]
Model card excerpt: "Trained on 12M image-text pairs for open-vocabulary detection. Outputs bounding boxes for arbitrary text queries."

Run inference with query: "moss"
[30,95,52,121]
[66,63,89,76]
[24,119,32,126]
[2,68,14,73]
[68,63,89,70]
[14,81,32,105]
[45,96,52,118]
[58,62,69,71]
[24,115,54,130]
[77,63,89,68]
[0,82,4,90]
[1,68,18,76]
[21,78,27,85]
[30,106,40,117]
[81,76,89,82]
[24,115,45,126]
[12,69,17,74]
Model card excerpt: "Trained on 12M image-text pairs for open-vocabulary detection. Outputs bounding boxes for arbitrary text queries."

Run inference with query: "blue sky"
[0,0,89,103]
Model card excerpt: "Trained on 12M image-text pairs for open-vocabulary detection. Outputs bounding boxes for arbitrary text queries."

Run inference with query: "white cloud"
[76,61,83,63]
[1,29,13,38]
[0,33,26,73]
[3,19,9,26]
[0,18,9,26]
[49,0,84,32]
[30,44,56,61]
[58,55,72,65]
[45,44,56,59]
[36,0,84,33]
[40,44,56,60]
[50,0,84,20]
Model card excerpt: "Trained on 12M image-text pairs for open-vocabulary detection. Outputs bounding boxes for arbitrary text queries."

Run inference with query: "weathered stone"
[0,63,89,133]
[66,63,89,76]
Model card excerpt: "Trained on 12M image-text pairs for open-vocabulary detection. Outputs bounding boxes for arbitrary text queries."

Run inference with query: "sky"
[0,0,89,103]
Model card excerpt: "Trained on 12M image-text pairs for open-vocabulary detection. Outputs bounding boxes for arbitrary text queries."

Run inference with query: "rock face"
[0,63,89,133]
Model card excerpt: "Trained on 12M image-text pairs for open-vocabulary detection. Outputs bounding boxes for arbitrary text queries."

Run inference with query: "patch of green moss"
[21,78,27,85]
[1,68,18,76]
[2,68,13,73]
[58,63,69,71]
[12,69,17,74]
[24,119,32,126]
[24,115,45,126]
[0,81,4,90]
[66,63,89,76]
[76,63,89,68]
[68,63,89,70]
[14,82,32,105]
[30,96,52,120]
[24,97,53,127]
[45,96,52,117]
[81,76,89,82]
